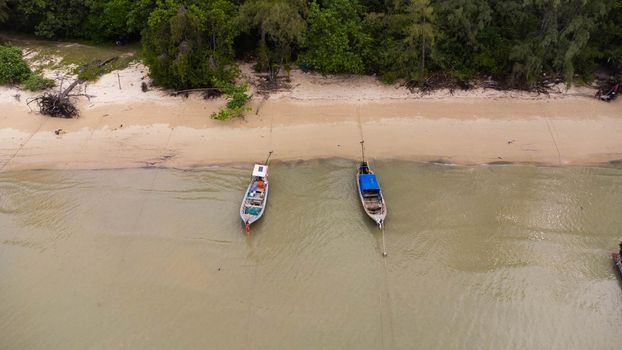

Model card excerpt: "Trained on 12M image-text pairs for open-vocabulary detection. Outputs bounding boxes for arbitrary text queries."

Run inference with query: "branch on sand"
[26,80,93,118]
[25,56,121,118]
[403,73,565,96]
[170,88,222,99]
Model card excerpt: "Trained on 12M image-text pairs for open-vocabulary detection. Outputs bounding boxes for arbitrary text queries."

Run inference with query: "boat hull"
[613,253,622,275]
[240,179,269,227]
[356,163,387,227]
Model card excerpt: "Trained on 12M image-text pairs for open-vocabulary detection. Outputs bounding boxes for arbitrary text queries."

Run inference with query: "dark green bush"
[0,44,32,84]
[142,1,239,90]
[23,73,56,91]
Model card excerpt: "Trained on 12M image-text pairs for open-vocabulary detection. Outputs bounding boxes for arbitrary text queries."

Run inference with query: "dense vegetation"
[0,43,31,84]
[1,0,621,90]
[0,43,55,90]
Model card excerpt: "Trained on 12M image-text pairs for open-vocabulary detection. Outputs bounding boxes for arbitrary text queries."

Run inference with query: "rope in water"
[380,222,387,257]
[378,220,393,346]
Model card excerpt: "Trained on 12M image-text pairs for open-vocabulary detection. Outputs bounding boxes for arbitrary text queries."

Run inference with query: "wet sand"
[1,66,621,171]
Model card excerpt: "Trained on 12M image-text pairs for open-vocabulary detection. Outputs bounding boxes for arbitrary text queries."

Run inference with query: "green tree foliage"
[2,0,621,89]
[364,0,436,82]
[23,73,56,91]
[492,0,608,86]
[6,0,155,40]
[142,0,239,89]
[210,81,252,120]
[85,0,135,40]
[0,44,32,85]
[9,0,91,38]
[0,0,9,23]
[404,0,436,82]
[239,0,307,77]
[0,43,56,91]
[84,0,156,40]
[300,0,370,74]
[581,0,622,78]
[433,0,491,80]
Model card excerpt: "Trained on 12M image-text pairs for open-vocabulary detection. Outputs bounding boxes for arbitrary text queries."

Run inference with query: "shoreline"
[1,65,622,172]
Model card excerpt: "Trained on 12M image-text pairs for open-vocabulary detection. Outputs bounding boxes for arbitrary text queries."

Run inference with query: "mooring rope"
[380,223,388,258]
[378,221,393,348]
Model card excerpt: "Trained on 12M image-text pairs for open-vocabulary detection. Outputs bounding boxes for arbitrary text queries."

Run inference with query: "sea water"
[1,160,621,349]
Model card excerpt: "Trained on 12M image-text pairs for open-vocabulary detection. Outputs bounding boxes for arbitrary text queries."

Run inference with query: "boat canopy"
[359,173,380,191]
[253,164,268,177]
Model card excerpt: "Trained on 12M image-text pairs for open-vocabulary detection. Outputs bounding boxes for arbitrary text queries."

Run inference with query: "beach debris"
[26,57,118,118]
[507,139,515,144]
[595,79,619,102]
[13,94,20,102]
[170,88,222,99]
[404,73,566,96]
[406,73,472,95]
[54,128,66,135]
[97,57,118,67]
[141,82,148,92]
[530,76,564,95]
[26,80,89,118]
[255,74,292,95]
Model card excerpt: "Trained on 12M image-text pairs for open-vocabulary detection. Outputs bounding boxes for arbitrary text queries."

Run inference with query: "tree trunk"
[60,80,80,99]
[260,26,266,46]
[420,17,426,83]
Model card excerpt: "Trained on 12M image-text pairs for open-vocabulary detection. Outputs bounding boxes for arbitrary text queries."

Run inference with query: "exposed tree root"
[404,73,566,96]
[26,80,91,118]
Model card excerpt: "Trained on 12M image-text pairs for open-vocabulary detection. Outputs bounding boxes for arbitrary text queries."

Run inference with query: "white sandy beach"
[1,63,621,171]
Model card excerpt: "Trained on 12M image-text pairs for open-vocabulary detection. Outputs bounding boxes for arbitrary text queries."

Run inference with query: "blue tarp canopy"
[359,174,380,191]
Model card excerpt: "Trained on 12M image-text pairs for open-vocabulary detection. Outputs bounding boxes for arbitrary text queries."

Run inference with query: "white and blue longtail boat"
[240,152,272,234]
[356,141,387,229]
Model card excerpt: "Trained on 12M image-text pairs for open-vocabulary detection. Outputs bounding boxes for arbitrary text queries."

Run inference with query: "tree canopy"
[141,0,239,89]
[299,0,370,74]
[0,0,8,23]
[1,0,620,89]
[239,0,307,76]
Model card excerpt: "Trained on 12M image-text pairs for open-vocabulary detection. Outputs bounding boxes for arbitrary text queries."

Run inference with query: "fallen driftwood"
[27,80,92,118]
[170,88,222,99]
[25,56,119,118]
[255,75,292,95]
[96,57,117,67]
